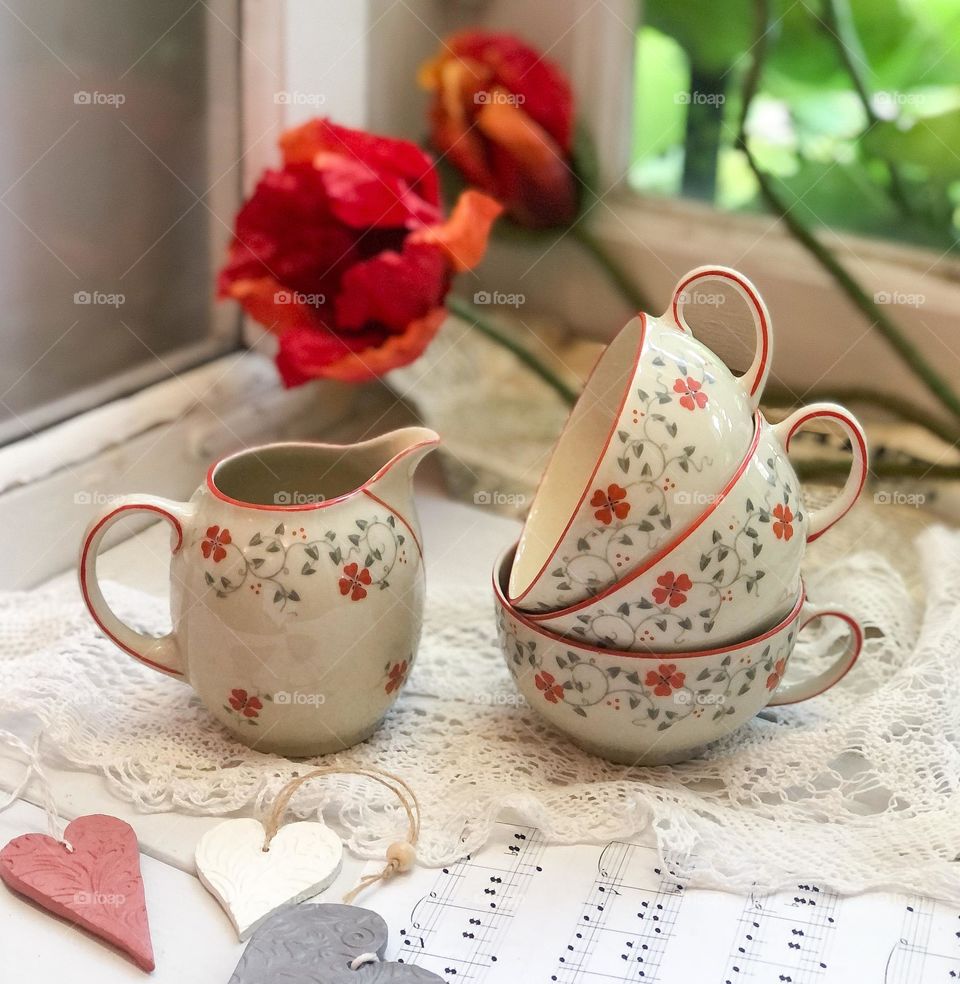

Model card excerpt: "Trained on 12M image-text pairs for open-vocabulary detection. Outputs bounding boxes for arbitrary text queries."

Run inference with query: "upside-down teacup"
[79,427,438,756]
[509,266,773,613]
[525,403,867,651]
[495,547,862,766]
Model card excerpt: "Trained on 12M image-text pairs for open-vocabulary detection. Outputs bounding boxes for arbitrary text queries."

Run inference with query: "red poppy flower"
[339,562,373,601]
[644,664,686,697]
[419,31,577,229]
[218,118,501,386]
[534,670,565,704]
[590,484,630,525]
[201,525,232,563]
[228,688,263,718]
[673,377,708,411]
[772,503,794,541]
[766,658,788,691]
[651,571,693,608]
[385,660,409,695]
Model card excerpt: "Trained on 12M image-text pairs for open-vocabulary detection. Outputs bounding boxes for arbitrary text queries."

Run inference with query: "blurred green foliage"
[632,0,960,250]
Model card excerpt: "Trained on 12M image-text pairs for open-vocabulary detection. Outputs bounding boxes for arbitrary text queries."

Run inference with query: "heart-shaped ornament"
[0,814,154,971]
[229,902,444,983]
[196,817,343,940]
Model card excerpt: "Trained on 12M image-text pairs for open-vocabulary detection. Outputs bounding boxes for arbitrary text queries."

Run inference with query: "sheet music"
[364,822,960,983]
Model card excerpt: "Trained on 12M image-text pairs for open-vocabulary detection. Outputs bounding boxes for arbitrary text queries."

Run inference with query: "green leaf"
[866,109,960,182]
[305,545,319,560]
[274,523,285,535]
[249,533,262,546]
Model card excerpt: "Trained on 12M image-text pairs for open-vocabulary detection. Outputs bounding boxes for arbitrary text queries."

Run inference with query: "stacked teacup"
[495,266,867,765]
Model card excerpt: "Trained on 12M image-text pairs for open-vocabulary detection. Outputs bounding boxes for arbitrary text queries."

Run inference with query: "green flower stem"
[795,458,960,482]
[447,295,578,405]
[740,0,960,425]
[820,0,916,219]
[571,224,656,315]
[762,384,960,448]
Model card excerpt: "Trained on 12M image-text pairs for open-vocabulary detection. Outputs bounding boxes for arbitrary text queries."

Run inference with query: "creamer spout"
[363,427,440,516]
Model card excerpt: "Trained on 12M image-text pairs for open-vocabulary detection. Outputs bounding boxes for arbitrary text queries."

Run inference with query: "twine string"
[260,766,420,904]
[0,730,73,851]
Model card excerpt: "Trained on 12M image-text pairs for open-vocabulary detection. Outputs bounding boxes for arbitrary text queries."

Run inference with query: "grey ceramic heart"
[228,903,443,983]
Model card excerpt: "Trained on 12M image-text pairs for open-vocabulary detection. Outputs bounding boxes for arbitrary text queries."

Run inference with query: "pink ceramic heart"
[0,814,155,972]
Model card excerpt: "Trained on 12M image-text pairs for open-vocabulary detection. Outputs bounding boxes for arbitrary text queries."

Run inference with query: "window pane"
[631,1,960,251]
[0,0,241,443]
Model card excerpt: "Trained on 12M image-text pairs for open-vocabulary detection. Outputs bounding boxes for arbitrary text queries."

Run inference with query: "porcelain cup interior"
[509,313,760,613]
[494,546,862,766]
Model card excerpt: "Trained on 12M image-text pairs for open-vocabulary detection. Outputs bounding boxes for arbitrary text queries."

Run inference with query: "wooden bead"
[386,841,416,872]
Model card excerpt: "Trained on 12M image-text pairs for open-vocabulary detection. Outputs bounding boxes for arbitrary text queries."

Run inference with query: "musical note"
[360,822,959,984]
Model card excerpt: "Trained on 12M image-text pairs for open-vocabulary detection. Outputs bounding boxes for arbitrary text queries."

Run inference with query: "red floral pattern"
[651,571,693,608]
[535,671,565,704]
[228,688,263,718]
[590,483,630,525]
[673,376,709,411]
[201,525,232,563]
[766,658,788,691]
[339,562,373,601]
[772,503,794,541]
[644,664,686,697]
[385,660,409,694]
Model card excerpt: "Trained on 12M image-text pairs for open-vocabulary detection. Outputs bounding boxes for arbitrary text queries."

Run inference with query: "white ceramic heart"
[527,403,868,651]
[495,547,863,766]
[196,817,343,940]
[509,266,773,613]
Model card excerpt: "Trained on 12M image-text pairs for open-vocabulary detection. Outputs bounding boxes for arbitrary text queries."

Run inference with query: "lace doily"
[1,497,959,901]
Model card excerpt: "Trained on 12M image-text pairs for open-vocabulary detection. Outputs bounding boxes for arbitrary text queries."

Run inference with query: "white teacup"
[494,548,862,766]
[79,428,438,757]
[525,404,867,651]
[509,266,773,612]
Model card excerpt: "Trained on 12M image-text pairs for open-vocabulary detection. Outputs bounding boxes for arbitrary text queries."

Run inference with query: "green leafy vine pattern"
[566,449,802,649]
[199,514,408,614]
[545,355,719,606]
[499,611,795,732]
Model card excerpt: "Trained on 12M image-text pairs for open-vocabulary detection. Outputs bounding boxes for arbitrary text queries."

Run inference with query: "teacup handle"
[668,265,772,409]
[78,494,191,678]
[772,402,869,543]
[767,604,862,705]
